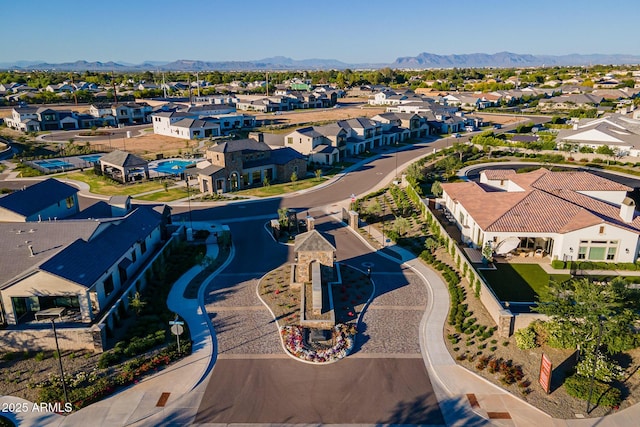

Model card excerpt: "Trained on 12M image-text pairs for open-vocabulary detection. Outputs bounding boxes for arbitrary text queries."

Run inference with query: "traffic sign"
[170,324,184,336]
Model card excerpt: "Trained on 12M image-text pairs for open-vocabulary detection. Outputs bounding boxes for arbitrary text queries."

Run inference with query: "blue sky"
[3,0,640,64]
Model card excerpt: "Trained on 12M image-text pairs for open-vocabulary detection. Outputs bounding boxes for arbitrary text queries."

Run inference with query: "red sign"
[539,353,552,394]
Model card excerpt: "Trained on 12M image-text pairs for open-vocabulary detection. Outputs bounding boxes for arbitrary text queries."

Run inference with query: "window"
[589,247,606,260]
[65,196,75,209]
[577,246,587,260]
[140,239,147,254]
[103,275,114,297]
[607,247,617,260]
[599,226,605,234]
[131,250,136,263]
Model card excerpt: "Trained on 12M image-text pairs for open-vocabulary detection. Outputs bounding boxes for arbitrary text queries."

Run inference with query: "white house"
[556,115,640,157]
[440,168,640,263]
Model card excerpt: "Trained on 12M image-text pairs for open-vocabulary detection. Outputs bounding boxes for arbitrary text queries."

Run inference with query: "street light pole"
[186,175,193,230]
[50,319,69,405]
[395,141,398,178]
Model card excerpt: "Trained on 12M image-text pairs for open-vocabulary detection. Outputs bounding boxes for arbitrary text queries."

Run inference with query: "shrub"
[35,352,46,362]
[551,259,565,269]
[576,351,625,383]
[564,374,622,407]
[515,326,537,350]
[97,350,121,369]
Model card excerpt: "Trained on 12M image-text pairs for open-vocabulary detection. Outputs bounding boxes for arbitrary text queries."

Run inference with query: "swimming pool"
[152,159,197,175]
[80,155,103,163]
[33,159,74,170]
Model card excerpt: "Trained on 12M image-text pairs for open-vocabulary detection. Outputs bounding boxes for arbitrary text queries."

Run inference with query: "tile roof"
[482,169,516,180]
[446,169,640,234]
[0,179,78,218]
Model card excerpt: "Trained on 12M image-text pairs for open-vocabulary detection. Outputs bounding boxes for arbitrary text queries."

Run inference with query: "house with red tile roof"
[440,168,640,263]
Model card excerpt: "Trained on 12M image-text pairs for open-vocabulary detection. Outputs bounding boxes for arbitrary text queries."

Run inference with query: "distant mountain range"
[391,52,640,68]
[2,52,640,71]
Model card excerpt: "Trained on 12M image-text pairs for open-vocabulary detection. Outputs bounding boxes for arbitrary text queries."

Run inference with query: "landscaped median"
[257,264,371,364]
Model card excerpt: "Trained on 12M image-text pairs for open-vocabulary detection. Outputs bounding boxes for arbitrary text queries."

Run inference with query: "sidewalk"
[0,222,228,427]
[347,219,640,426]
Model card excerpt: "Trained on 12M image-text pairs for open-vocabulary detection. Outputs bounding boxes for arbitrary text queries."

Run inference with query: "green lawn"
[63,171,166,196]
[235,177,327,197]
[134,187,190,201]
[480,263,570,302]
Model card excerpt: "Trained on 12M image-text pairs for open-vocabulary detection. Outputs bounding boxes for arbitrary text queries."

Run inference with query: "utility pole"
[266,72,269,97]
[111,71,118,105]
[196,72,200,97]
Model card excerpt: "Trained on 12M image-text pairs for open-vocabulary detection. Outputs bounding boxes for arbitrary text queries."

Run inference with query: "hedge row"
[551,260,639,271]
[420,250,467,329]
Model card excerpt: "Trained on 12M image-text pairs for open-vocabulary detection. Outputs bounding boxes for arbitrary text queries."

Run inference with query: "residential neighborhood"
[4,15,640,424]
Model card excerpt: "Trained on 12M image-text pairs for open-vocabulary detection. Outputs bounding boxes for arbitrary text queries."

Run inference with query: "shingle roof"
[99,150,148,167]
[0,221,101,288]
[294,230,335,253]
[269,147,305,165]
[208,138,270,154]
[0,179,78,218]
[39,206,162,287]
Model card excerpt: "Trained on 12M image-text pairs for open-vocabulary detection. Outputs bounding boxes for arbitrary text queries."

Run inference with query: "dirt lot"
[255,100,385,129]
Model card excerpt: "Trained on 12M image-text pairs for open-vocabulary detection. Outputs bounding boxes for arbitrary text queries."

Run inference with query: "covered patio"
[493,236,554,264]
[98,150,149,184]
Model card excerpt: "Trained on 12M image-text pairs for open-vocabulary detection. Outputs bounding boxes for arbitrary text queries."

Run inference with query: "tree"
[430,180,443,197]
[314,169,322,179]
[290,171,298,186]
[536,277,640,355]
[392,216,410,236]
[424,236,441,252]
[277,207,290,230]
[364,201,382,222]
[128,292,147,316]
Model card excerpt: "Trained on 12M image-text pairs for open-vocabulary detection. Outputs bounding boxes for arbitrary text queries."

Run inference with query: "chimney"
[620,197,636,223]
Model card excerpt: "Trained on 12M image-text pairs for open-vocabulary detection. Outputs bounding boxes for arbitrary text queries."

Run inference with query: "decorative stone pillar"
[498,309,514,338]
[348,210,359,229]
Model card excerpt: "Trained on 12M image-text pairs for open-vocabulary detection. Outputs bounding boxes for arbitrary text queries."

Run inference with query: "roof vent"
[28,245,35,257]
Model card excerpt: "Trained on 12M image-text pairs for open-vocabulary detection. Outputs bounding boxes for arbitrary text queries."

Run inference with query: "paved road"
[195,358,444,425]
[195,209,443,424]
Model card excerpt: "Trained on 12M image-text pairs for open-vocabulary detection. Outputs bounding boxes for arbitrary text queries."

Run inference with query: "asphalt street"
[194,204,441,424]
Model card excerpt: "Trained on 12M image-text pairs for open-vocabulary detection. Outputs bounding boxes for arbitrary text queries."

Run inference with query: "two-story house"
[196,137,307,194]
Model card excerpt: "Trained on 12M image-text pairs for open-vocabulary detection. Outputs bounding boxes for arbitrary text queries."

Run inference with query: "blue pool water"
[80,155,103,163]
[33,159,74,170]
[153,159,196,175]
